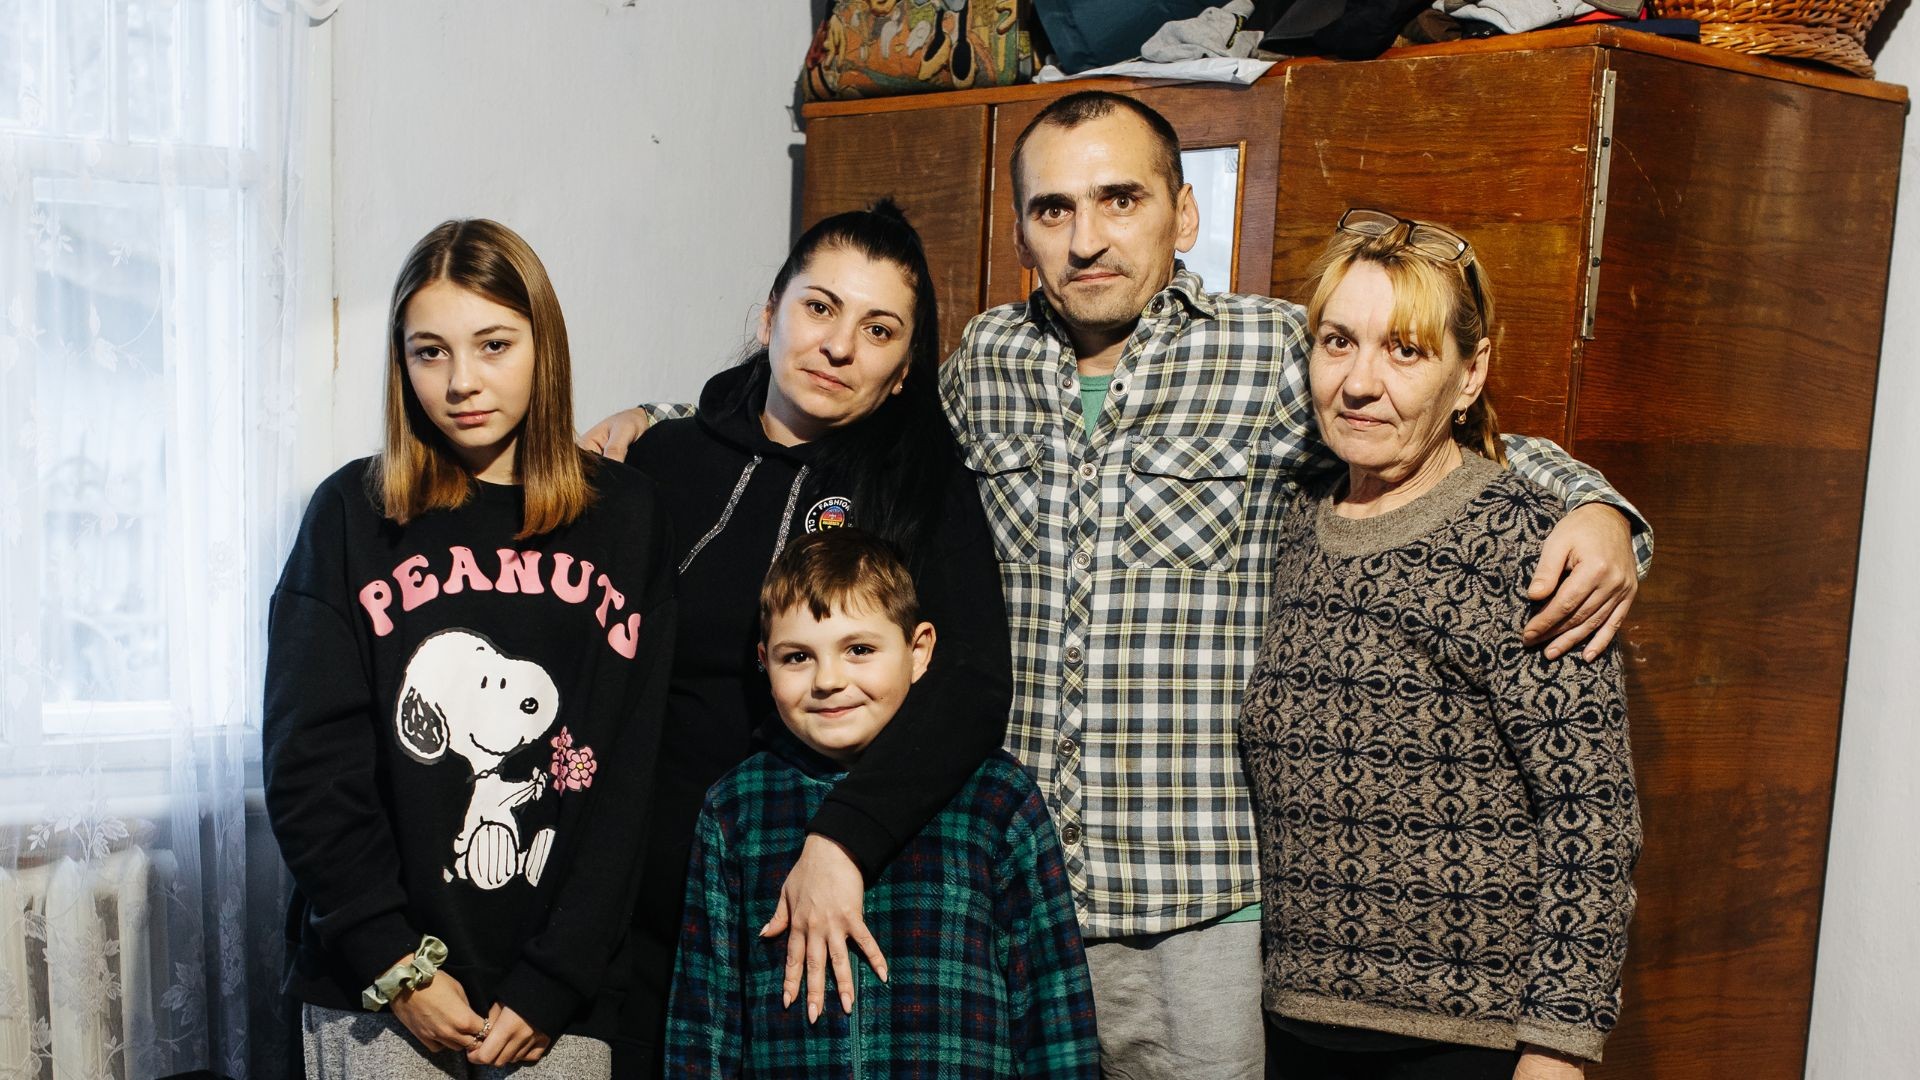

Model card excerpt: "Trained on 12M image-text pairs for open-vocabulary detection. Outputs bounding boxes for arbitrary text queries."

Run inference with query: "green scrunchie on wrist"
[361,935,449,1011]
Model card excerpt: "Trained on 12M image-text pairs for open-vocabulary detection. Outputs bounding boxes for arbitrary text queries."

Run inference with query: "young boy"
[665,530,1099,1078]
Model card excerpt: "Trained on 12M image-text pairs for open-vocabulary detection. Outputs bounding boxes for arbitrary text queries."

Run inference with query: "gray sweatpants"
[302,1004,611,1079]
[1083,917,1266,1079]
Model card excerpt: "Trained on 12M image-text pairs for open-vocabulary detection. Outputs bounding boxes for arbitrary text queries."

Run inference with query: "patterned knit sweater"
[665,727,1100,1078]
[1239,453,1641,1062]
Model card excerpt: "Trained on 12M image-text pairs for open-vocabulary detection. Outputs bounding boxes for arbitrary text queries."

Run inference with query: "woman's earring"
[1454,409,1468,425]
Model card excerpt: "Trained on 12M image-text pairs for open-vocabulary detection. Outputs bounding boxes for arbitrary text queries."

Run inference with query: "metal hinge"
[1581,67,1618,340]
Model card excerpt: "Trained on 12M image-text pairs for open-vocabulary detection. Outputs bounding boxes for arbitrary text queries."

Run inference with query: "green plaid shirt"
[666,732,1100,1078]
[939,268,1652,940]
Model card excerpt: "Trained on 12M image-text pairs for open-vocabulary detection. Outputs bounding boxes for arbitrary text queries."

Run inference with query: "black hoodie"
[615,362,1013,1071]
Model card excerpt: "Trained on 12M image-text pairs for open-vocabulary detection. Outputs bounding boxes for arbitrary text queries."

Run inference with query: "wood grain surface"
[1570,50,1903,1079]
[801,106,991,357]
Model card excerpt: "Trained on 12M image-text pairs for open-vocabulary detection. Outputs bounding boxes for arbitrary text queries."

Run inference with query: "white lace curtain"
[0,2,322,1076]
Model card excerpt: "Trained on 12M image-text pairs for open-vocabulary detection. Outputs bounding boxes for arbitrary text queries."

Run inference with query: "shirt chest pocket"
[963,433,1046,565]
[1121,434,1252,571]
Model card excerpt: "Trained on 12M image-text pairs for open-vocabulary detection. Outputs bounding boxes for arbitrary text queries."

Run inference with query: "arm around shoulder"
[1501,434,1653,578]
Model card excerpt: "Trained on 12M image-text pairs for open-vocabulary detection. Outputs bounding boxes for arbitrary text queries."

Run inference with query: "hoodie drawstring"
[679,456,761,575]
[771,465,810,565]
[676,457,813,577]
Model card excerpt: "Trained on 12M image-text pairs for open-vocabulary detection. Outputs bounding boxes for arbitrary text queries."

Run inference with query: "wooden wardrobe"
[798,25,1908,1079]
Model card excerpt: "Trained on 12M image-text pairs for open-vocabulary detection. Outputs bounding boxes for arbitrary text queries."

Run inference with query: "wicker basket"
[1646,0,1890,76]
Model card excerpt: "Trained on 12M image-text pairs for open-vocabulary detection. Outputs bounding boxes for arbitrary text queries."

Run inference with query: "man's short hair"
[1009,91,1185,211]
[759,530,922,642]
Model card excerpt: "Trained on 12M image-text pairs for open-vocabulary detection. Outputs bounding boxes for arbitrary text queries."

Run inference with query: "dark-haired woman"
[606,202,1013,1076]
[264,219,676,1077]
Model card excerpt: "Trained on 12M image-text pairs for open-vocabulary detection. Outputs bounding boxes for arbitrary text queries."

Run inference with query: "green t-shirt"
[1079,373,1112,437]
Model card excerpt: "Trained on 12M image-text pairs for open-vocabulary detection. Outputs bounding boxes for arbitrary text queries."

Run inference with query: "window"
[0,0,301,748]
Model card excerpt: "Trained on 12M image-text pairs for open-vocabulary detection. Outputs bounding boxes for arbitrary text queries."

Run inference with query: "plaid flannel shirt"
[666,731,1100,1079]
[939,267,1652,940]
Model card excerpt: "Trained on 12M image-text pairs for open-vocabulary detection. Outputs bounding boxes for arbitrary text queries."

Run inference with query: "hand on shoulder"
[578,408,652,462]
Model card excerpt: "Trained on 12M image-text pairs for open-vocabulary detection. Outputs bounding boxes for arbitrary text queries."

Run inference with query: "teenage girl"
[264,219,675,1077]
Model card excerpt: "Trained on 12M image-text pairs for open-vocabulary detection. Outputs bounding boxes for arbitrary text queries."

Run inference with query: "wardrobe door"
[803,105,991,356]
[1270,46,1604,440]
[1570,50,1905,1080]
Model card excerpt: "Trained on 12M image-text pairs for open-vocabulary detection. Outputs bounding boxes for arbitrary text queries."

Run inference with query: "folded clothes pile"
[1034,0,1697,74]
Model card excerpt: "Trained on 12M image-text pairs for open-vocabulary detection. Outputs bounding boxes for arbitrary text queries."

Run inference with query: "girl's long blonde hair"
[376,219,595,537]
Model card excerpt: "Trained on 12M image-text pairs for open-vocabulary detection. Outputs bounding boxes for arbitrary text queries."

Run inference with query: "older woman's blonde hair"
[1304,226,1506,466]
[376,219,595,538]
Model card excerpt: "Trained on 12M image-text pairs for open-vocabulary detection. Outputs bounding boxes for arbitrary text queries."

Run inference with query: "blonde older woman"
[1240,211,1642,1080]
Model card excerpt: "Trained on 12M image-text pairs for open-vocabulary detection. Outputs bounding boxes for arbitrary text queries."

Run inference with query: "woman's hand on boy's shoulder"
[578,408,652,462]
[760,834,890,1023]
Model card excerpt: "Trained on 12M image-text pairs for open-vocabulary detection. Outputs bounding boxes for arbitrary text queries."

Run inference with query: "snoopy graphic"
[394,629,560,891]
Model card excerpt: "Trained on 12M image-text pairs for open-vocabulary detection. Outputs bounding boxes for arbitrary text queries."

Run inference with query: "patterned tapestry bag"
[803,0,1036,102]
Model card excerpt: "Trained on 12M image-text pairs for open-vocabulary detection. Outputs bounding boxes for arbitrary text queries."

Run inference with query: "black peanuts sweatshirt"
[262,456,676,1042]
[614,362,1014,1070]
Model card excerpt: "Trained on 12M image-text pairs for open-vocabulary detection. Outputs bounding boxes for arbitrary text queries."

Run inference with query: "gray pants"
[302,1004,611,1079]
[1084,916,1265,1079]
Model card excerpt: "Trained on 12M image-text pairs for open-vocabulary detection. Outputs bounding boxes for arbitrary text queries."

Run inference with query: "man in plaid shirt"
[937,91,1651,1077]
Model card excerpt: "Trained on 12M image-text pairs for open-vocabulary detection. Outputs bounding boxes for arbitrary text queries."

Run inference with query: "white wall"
[1806,13,1920,1079]
[326,0,817,464]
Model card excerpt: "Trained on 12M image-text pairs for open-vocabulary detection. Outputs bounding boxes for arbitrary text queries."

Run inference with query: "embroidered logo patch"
[805,495,853,533]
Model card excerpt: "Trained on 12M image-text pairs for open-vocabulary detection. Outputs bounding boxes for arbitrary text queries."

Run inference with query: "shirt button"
[1061,374,1075,390]
[1058,735,1077,758]
[1065,645,1083,664]
[1072,549,1091,569]
[1060,823,1082,846]
[1079,463,1096,481]
[1111,381,1126,397]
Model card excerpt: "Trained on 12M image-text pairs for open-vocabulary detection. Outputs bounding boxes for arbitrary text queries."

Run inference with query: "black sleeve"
[261,484,422,987]
[807,465,1014,878]
[495,502,680,1038]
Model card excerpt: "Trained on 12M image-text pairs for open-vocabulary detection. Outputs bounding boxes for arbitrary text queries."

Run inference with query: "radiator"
[0,848,166,1080]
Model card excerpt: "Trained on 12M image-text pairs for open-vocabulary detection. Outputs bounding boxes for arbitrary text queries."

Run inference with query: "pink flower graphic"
[549,727,597,792]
